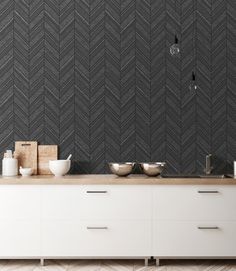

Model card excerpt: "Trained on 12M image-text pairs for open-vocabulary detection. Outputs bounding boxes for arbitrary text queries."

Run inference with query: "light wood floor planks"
[0,259,236,270]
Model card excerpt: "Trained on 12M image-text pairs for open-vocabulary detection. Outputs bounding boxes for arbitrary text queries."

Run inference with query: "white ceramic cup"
[49,160,71,177]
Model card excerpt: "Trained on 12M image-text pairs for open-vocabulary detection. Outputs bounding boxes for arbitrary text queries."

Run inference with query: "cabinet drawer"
[153,221,236,257]
[80,185,151,219]
[42,185,151,219]
[42,219,151,257]
[0,186,41,220]
[153,186,236,220]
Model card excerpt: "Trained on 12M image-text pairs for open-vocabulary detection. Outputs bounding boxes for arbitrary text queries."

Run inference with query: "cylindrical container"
[2,158,18,176]
[234,161,236,178]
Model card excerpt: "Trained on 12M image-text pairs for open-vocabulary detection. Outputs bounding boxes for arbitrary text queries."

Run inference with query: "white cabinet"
[41,185,152,258]
[79,185,152,219]
[153,185,236,258]
[0,186,41,220]
[41,185,84,220]
[42,185,152,220]
[0,220,40,257]
[153,185,236,220]
[0,186,41,257]
[0,183,236,260]
[153,221,236,257]
[42,220,151,257]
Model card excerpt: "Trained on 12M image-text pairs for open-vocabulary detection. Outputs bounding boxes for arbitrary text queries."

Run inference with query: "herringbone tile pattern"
[1,259,236,270]
[0,0,235,173]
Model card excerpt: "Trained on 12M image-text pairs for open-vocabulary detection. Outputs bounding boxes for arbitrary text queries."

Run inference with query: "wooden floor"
[1,259,236,270]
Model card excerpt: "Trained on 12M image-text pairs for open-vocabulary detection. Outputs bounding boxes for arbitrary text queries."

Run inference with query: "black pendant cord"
[193,0,196,79]
[175,34,178,44]
[174,0,178,44]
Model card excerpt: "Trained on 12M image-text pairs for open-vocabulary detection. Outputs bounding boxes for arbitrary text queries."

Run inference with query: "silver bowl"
[108,162,135,177]
[140,162,166,176]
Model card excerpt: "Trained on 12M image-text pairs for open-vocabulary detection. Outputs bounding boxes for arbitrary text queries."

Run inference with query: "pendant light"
[189,71,197,92]
[170,34,180,57]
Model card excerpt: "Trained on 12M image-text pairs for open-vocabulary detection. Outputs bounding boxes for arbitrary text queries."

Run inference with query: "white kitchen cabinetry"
[153,185,236,259]
[153,221,236,257]
[41,185,152,258]
[42,185,152,220]
[0,186,41,257]
[42,219,151,257]
[0,183,236,263]
[153,186,236,220]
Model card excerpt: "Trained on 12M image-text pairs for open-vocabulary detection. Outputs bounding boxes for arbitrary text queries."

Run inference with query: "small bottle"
[2,150,18,177]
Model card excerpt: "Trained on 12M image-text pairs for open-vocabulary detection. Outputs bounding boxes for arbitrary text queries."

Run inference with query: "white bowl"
[19,167,33,177]
[49,160,71,177]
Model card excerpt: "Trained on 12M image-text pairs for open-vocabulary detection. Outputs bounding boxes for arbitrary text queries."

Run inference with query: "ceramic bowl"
[49,160,71,177]
[19,167,33,177]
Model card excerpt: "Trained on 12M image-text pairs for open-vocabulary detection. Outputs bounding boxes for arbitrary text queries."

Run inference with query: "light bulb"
[170,35,180,57]
[189,82,197,92]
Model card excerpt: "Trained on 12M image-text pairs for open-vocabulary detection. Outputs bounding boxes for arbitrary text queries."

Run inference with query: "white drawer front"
[80,185,151,219]
[42,219,151,257]
[0,220,40,257]
[0,186,41,220]
[153,186,236,220]
[153,221,236,257]
[42,185,151,220]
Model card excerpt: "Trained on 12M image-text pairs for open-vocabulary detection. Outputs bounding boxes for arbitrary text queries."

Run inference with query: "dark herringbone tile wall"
[0,0,235,174]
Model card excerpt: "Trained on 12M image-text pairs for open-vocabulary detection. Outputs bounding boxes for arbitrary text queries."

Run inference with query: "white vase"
[2,158,18,176]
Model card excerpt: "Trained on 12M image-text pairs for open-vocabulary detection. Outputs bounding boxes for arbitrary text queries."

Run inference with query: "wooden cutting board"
[15,141,38,175]
[38,145,58,175]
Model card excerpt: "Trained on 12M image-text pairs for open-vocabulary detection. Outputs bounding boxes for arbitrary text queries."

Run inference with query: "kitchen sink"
[199,175,230,178]
[161,174,232,179]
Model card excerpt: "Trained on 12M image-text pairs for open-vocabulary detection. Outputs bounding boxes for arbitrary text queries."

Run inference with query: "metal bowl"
[108,162,135,177]
[140,162,166,177]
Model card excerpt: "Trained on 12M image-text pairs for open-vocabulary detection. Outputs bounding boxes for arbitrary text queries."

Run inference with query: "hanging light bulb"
[170,35,180,57]
[189,71,197,92]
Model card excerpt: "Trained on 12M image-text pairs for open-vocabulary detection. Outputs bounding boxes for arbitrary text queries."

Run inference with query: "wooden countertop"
[0,174,235,185]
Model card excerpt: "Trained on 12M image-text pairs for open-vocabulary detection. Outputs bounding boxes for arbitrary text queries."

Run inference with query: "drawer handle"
[198,190,219,194]
[87,227,108,230]
[198,226,219,230]
[86,191,107,194]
